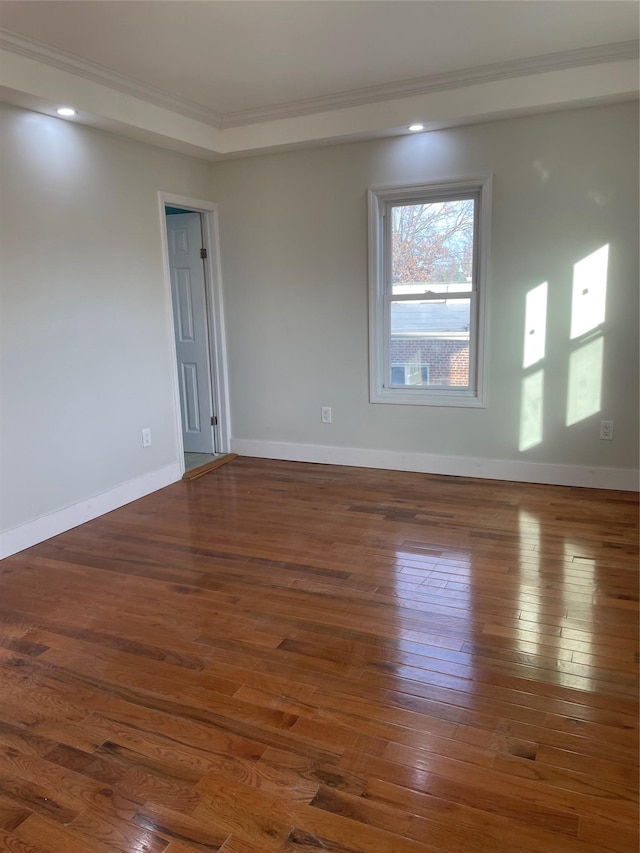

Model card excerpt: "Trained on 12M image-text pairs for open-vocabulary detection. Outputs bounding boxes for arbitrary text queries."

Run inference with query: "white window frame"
[368,177,491,407]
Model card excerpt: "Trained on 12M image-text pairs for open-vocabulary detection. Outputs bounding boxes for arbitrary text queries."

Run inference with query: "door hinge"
[211,416,218,426]
[200,247,208,259]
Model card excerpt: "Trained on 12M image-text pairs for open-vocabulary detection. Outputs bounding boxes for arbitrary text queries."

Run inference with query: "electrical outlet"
[599,420,614,440]
[321,407,332,424]
[142,428,152,447]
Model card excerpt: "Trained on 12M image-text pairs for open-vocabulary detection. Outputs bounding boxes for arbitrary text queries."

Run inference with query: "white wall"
[212,102,639,486]
[0,103,213,548]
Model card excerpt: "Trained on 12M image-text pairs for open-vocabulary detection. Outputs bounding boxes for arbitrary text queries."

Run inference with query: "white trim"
[476,176,492,408]
[0,29,222,126]
[2,43,636,160]
[222,41,639,126]
[158,193,231,465]
[2,445,634,560]
[230,439,639,492]
[0,463,182,559]
[2,27,636,130]
[368,177,491,407]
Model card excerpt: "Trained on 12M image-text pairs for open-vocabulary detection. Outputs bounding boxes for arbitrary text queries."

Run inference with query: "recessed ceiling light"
[56,107,77,117]
[408,124,425,132]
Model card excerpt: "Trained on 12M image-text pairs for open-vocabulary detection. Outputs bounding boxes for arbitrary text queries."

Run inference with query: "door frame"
[158,192,231,472]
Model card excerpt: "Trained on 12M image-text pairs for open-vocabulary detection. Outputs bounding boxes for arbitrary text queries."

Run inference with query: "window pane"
[390,298,470,387]
[391,198,474,292]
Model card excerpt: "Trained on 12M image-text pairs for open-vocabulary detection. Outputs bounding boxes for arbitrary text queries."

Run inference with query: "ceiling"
[0,1,638,159]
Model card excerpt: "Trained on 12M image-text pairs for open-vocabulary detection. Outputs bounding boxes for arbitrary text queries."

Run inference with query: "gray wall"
[0,103,212,532]
[212,102,639,472]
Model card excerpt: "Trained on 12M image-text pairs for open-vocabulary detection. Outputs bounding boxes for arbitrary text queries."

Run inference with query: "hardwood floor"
[0,457,637,853]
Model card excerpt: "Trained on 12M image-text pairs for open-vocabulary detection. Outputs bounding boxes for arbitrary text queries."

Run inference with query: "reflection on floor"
[184,452,225,473]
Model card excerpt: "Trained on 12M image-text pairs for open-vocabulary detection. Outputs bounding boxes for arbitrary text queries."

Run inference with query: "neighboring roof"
[391,301,470,337]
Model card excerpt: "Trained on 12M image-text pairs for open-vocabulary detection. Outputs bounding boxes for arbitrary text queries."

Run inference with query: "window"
[368,178,491,406]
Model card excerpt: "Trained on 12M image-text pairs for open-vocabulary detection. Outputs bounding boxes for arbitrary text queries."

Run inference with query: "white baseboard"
[2,445,635,560]
[231,439,639,492]
[0,462,182,559]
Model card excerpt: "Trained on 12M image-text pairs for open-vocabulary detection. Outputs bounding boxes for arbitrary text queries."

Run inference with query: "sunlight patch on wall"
[566,337,603,427]
[570,245,609,340]
[523,282,548,369]
[519,369,544,451]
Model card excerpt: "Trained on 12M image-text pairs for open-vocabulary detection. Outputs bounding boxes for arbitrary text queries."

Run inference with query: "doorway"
[160,194,231,476]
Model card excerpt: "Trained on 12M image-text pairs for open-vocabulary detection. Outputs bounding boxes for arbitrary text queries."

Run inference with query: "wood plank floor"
[0,457,637,853]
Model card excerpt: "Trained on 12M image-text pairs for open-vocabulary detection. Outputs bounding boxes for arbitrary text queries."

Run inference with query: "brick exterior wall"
[391,338,469,386]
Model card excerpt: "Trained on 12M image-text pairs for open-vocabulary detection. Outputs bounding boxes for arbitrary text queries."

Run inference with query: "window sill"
[371,388,486,408]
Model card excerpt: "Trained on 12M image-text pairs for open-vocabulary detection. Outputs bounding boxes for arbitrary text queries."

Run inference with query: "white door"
[166,212,215,454]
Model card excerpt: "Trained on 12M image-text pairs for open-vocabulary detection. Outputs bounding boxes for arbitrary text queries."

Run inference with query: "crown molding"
[0,28,222,127]
[221,40,640,127]
[1,28,637,132]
